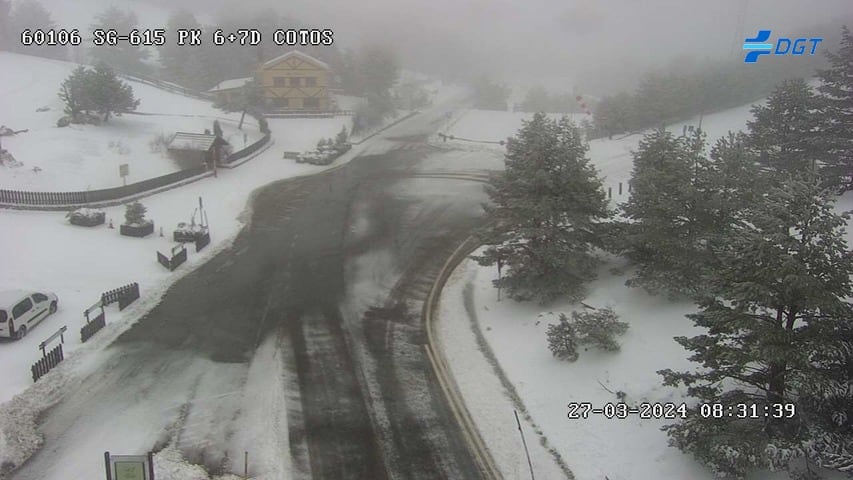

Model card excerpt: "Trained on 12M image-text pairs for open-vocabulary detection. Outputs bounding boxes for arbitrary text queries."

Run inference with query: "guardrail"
[423,235,503,480]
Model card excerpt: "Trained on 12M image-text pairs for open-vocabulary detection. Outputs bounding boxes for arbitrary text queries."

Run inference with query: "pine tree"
[57,64,138,123]
[547,307,628,361]
[817,25,853,192]
[89,6,150,75]
[124,202,148,225]
[58,66,94,119]
[747,79,825,178]
[659,174,853,478]
[620,129,714,297]
[212,120,223,139]
[474,113,610,303]
[546,315,579,361]
[700,131,763,240]
[89,63,139,122]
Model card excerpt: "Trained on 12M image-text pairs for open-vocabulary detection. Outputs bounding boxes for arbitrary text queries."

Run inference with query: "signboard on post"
[119,164,130,186]
[105,452,153,480]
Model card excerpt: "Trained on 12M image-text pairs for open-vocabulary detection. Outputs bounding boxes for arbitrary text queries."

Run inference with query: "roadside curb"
[423,235,503,480]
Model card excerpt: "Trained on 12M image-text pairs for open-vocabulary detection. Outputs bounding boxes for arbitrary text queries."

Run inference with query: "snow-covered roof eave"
[261,50,330,71]
[208,77,253,93]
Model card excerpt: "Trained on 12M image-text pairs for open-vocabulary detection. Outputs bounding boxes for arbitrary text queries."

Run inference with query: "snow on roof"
[208,77,253,93]
[262,50,330,71]
[167,132,223,152]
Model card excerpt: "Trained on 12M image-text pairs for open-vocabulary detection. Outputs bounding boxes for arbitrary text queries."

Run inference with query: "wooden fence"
[0,166,206,207]
[158,244,187,271]
[0,128,271,208]
[31,344,64,382]
[224,133,271,164]
[101,282,140,310]
[195,232,211,252]
[80,312,106,343]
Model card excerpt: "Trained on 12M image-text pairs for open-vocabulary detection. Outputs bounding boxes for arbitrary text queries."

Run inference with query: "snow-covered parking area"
[0,114,353,406]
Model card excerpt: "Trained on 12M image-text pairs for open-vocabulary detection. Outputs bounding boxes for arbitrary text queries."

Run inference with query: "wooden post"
[104,451,112,480]
[148,451,155,480]
[496,256,502,302]
[618,182,622,195]
[608,187,612,199]
[244,451,248,479]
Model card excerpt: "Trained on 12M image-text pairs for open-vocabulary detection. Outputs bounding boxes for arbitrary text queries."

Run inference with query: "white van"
[0,290,59,340]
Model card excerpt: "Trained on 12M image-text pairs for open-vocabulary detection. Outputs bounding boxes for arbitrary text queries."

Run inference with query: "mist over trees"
[517,86,584,114]
[6,0,65,60]
[470,75,511,111]
[592,56,824,139]
[352,44,400,133]
[89,6,151,75]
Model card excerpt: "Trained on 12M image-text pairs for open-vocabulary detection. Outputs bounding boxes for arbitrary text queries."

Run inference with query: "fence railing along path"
[0,133,270,210]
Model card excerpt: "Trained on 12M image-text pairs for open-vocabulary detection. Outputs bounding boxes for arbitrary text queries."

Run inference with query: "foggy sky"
[127,0,853,93]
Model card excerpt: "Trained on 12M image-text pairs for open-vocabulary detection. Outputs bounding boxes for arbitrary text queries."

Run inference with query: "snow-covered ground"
[0,78,464,478]
[435,102,853,480]
[0,52,265,191]
[0,103,359,402]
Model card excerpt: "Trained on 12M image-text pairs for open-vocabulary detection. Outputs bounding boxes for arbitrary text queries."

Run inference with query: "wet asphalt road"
[10,123,491,479]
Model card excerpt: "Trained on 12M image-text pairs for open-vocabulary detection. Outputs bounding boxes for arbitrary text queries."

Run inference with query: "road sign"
[119,164,129,186]
[106,453,153,480]
[115,460,145,480]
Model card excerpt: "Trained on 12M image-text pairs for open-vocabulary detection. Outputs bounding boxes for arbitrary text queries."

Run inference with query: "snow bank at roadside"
[437,260,571,480]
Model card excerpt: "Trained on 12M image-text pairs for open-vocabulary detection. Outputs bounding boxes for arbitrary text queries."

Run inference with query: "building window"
[273,76,286,87]
[273,98,288,108]
[303,98,320,109]
[289,77,301,87]
[305,77,317,87]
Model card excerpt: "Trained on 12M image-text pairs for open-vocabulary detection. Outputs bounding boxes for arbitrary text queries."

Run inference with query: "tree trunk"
[766,308,799,436]
[767,308,788,405]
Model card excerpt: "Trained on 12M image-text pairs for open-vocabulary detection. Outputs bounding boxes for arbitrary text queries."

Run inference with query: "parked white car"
[0,290,59,340]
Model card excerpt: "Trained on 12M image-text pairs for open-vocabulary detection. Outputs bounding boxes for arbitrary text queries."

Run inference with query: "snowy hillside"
[441,103,757,202]
[0,52,260,191]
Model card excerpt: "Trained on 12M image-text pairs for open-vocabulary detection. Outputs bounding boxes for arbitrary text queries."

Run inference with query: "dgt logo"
[743,30,823,63]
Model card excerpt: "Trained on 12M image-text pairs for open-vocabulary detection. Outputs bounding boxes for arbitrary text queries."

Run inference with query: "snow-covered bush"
[571,307,629,351]
[66,208,105,227]
[108,140,130,155]
[149,132,170,153]
[124,201,149,226]
[547,307,628,361]
[546,316,579,361]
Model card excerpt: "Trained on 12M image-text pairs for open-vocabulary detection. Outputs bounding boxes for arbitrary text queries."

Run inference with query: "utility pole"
[515,409,535,480]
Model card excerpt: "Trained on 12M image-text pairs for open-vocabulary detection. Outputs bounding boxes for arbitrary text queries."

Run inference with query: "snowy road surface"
[8,111,499,479]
